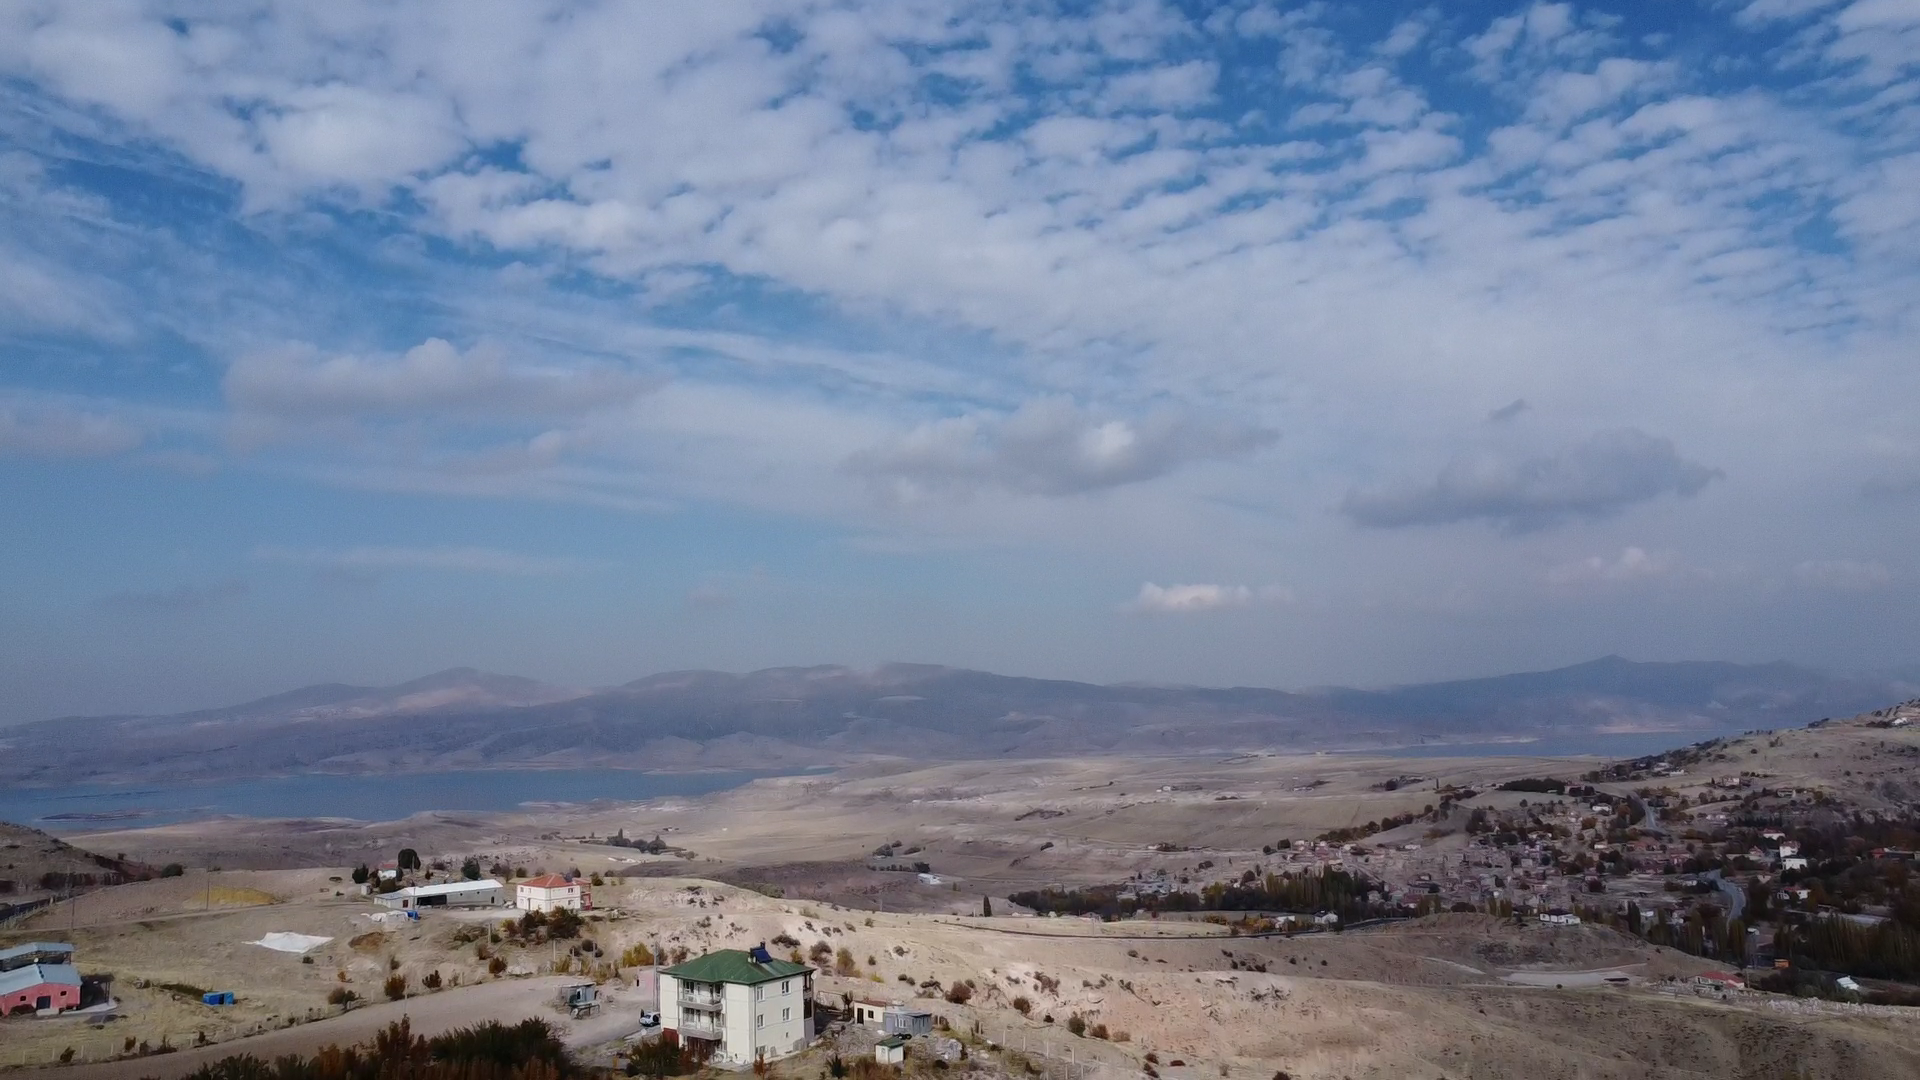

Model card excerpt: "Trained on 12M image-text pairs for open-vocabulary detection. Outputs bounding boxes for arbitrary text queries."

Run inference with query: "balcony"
[676,1013,723,1038]
[679,988,724,1008]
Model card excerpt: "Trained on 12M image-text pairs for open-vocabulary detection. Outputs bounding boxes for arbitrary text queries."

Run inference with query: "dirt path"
[29,977,586,1080]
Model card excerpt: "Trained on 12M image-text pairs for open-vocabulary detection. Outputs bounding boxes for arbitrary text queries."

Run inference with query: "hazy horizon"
[3,2,1917,725]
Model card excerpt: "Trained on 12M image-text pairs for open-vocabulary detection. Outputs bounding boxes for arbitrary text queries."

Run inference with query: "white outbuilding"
[374,878,507,910]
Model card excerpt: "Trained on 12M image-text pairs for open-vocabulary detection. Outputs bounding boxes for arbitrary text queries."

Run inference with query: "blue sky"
[2,0,1918,722]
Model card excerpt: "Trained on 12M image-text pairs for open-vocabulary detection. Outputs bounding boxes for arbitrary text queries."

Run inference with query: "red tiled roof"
[520,874,574,889]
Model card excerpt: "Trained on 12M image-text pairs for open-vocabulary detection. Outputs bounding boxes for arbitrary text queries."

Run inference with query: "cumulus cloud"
[845,399,1275,502]
[1343,430,1721,533]
[1546,546,1675,586]
[224,339,655,422]
[1794,559,1892,591]
[0,404,143,458]
[253,545,602,577]
[96,579,249,614]
[1123,582,1295,614]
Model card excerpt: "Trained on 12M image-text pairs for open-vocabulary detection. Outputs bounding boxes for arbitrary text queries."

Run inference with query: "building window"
[782,1008,791,1022]
[782,980,790,994]
[755,985,764,1000]
[757,1013,765,1029]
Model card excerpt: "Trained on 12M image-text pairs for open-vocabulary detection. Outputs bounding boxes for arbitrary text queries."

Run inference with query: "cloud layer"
[0,1,1917,717]
[1343,430,1721,533]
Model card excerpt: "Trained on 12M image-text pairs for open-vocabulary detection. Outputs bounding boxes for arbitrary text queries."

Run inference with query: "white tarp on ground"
[250,933,332,954]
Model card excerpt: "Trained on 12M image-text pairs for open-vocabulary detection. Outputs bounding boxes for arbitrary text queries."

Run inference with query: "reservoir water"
[0,768,808,831]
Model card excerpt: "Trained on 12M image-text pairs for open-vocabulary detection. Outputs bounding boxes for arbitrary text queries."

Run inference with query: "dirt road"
[31,977,609,1080]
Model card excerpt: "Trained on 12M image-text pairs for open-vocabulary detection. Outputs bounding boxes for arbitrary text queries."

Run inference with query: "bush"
[384,974,408,1000]
[488,957,508,976]
[1011,995,1032,1015]
[1066,1015,1086,1037]
[160,863,185,878]
[327,987,358,1007]
[944,981,973,1005]
[1090,1024,1109,1040]
[835,947,857,976]
[462,859,482,881]
[422,970,443,990]
[620,943,655,967]
[548,908,584,940]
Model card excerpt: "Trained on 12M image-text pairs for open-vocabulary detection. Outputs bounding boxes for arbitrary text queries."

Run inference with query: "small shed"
[875,1035,909,1065]
[852,998,892,1028]
[883,1007,934,1036]
[558,983,598,1017]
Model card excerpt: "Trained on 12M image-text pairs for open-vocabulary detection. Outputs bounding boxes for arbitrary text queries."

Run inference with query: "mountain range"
[1,657,1911,786]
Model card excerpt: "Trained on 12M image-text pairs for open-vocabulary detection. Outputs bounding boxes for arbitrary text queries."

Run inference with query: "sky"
[2,0,1918,723]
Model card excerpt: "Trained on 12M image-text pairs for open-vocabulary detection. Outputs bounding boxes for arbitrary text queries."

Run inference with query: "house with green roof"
[659,945,814,1064]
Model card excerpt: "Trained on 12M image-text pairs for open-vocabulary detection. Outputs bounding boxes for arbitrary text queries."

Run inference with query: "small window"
[782,1007,791,1022]
[757,1013,765,1029]
[755,985,764,1000]
[782,980,790,994]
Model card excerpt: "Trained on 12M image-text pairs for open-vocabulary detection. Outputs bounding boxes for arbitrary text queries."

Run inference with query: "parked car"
[639,1011,660,1027]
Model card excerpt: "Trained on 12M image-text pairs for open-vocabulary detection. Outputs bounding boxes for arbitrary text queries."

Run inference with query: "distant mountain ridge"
[0,658,1909,786]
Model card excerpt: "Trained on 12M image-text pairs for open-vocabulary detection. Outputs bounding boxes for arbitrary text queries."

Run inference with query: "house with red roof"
[516,873,591,913]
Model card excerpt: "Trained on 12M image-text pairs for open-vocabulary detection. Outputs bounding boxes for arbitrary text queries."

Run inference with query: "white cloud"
[1794,558,1893,591]
[845,399,1275,502]
[1123,582,1295,614]
[224,338,654,423]
[253,545,603,577]
[1546,546,1675,586]
[0,403,142,458]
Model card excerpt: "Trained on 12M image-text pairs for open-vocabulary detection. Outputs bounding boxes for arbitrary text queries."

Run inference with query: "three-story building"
[658,946,813,1065]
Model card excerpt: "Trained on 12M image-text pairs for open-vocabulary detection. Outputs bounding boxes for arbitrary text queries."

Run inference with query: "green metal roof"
[660,949,810,986]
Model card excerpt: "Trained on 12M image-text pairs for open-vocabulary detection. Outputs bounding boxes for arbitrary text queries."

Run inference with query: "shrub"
[1012,995,1032,1015]
[384,974,408,1001]
[771,932,800,949]
[488,957,508,976]
[160,863,185,878]
[1066,1015,1086,1037]
[422,970,443,990]
[944,981,973,1005]
[1091,1024,1109,1040]
[835,947,857,976]
[620,943,655,967]
[327,987,357,1007]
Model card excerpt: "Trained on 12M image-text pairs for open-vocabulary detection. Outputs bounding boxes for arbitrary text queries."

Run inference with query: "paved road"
[1627,793,1668,838]
[27,976,651,1080]
[1702,869,1746,922]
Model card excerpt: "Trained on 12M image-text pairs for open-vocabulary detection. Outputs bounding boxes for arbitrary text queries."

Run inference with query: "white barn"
[374,878,507,910]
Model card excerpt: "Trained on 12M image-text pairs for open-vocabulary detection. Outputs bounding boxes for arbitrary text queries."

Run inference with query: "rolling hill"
[0,657,1908,786]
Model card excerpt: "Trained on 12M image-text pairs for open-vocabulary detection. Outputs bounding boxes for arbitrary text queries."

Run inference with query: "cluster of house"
[1,942,81,1016]
[372,873,592,913]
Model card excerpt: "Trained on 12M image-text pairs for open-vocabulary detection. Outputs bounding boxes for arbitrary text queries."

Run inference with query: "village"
[3,701,1919,1078]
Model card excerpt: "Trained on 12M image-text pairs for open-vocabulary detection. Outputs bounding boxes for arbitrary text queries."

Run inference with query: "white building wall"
[658,973,811,1065]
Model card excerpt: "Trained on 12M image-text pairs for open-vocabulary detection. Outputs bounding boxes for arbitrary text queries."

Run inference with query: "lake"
[0,768,810,831]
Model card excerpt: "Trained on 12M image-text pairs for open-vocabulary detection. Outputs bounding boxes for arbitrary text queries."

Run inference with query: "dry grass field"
[7,733,1920,1078]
